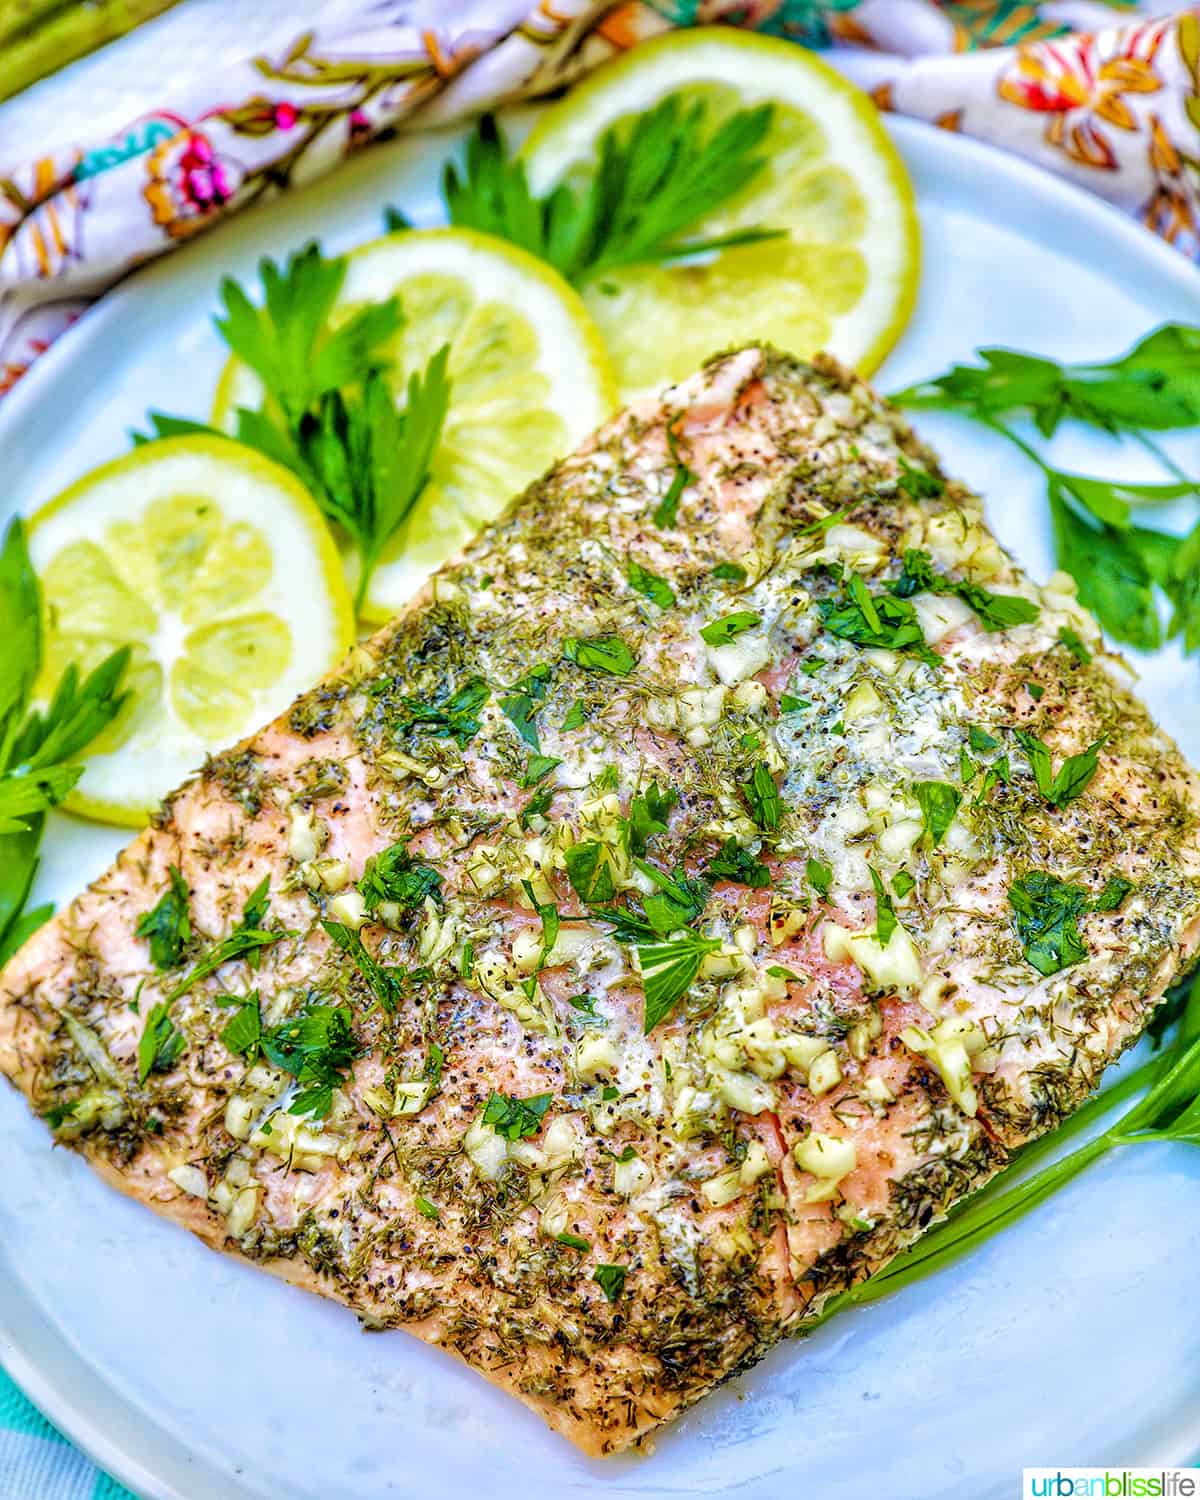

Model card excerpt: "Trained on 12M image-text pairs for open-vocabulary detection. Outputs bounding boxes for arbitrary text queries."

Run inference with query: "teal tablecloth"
[0,1371,132,1499]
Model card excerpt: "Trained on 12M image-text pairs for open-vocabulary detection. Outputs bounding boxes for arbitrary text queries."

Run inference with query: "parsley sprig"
[891,326,1200,657]
[140,244,451,614]
[442,97,781,287]
[0,519,129,967]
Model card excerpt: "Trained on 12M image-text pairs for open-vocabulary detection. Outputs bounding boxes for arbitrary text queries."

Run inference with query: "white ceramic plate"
[1,117,1199,1500]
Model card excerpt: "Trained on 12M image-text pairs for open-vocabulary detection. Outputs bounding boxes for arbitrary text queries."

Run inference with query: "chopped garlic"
[901,1017,988,1116]
[807,1048,843,1097]
[168,1164,208,1199]
[613,1151,651,1198]
[574,1034,618,1084]
[793,1131,857,1202]
[288,808,325,864]
[823,921,922,994]
[328,889,366,931]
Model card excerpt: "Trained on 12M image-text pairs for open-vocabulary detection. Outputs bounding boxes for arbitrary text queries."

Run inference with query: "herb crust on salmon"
[3,346,1198,1455]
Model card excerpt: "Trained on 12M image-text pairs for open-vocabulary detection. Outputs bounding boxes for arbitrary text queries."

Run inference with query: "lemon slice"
[213,228,617,623]
[520,28,919,399]
[26,437,355,826]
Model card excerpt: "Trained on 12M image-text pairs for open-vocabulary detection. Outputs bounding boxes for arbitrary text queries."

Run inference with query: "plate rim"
[0,114,1198,1500]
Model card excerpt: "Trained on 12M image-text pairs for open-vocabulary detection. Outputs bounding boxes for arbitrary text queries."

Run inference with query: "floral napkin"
[1,1,1197,400]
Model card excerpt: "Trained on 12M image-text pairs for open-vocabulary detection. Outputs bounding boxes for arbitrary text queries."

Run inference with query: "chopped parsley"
[638,931,721,1032]
[706,838,770,888]
[562,634,637,677]
[627,559,675,609]
[322,919,405,1011]
[741,762,782,831]
[166,877,287,1003]
[890,548,1040,633]
[892,871,917,899]
[806,857,833,899]
[137,1001,186,1083]
[565,840,617,903]
[556,1232,590,1252]
[913,780,961,847]
[395,676,489,747]
[357,840,442,913]
[593,1263,628,1303]
[482,1090,552,1140]
[626,781,676,855]
[135,865,191,970]
[561,699,587,731]
[1058,626,1092,664]
[261,996,358,1120]
[869,866,898,945]
[1008,871,1090,976]
[1015,730,1103,808]
[521,753,562,788]
[896,456,945,500]
[713,561,747,584]
[819,573,940,667]
[700,610,761,646]
[654,420,693,528]
[498,663,551,750]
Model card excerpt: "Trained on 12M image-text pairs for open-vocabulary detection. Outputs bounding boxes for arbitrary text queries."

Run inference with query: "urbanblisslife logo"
[1024,1471,1200,1497]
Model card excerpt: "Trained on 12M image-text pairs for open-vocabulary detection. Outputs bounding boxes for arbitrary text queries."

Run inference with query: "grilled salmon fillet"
[3,345,1199,1455]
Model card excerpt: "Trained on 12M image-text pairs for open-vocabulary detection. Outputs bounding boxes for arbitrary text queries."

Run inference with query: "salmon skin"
[3,346,1199,1456]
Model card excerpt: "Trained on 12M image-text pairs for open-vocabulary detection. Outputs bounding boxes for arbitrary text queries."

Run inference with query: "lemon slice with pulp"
[519,27,919,399]
[27,436,355,826]
[213,228,617,623]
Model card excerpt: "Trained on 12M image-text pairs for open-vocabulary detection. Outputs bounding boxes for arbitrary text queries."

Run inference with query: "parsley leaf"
[210,245,453,613]
[137,1001,186,1083]
[818,575,940,667]
[1094,874,1134,912]
[869,866,898,945]
[968,725,999,753]
[627,782,676,856]
[807,857,833,899]
[136,866,192,971]
[593,1263,628,1303]
[891,549,1039,633]
[498,663,551,750]
[262,997,358,1120]
[443,97,779,286]
[220,994,263,1059]
[561,699,587,732]
[891,327,1200,437]
[638,932,721,1033]
[1008,871,1090,976]
[565,841,616,904]
[522,754,562,788]
[482,1091,552,1140]
[1058,627,1092,664]
[896,456,944,500]
[322,919,405,1012]
[713,562,747,584]
[562,635,637,677]
[892,871,917,900]
[706,838,770,888]
[627,559,675,609]
[1015,731,1103,809]
[741,762,782,831]
[634,859,710,937]
[357,841,442,913]
[166,879,287,1003]
[700,610,761,646]
[395,677,489,748]
[913,781,961,848]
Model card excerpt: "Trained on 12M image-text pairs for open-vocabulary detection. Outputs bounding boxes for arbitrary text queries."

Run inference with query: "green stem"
[1129,430,1198,493]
